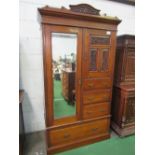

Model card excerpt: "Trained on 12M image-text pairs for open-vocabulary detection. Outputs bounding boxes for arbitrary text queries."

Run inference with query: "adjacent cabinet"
[39,4,121,154]
[111,35,135,136]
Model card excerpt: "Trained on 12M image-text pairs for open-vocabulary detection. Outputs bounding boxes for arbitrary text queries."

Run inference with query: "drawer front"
[48,118,110,146]
[83,103,110,119]
[83,90,111,104]
[48,125,84,146]
[84,118,110,137]
[83,78,112,90]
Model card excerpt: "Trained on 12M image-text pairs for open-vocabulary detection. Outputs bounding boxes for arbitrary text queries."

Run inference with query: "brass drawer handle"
[87,111,92,115]
[101,97,109,101]
[63,134,70,139]
[91,127,99,132]
[88,97,95,101]
[100,109,105,113]
[88,83,94,88]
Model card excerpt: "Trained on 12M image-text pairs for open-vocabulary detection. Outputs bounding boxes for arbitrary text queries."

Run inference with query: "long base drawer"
[47,118,110,147]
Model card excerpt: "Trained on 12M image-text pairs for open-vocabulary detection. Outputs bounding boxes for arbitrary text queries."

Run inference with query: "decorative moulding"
[69,4,101,16]
[38,4,121,25]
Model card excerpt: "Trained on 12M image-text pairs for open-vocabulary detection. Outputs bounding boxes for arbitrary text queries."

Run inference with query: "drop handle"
[87,111,92,115]
[100,109,105,113]
[88,83,94,88]
[92,127,99,132]
[63,134,71,139]
[88,97,95,101]
[78,79,82,86]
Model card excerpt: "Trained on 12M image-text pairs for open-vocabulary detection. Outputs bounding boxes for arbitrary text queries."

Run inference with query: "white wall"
[19,0,135,133]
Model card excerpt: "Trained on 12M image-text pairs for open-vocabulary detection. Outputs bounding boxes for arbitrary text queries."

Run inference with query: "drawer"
[84,118,110,137]
[83,89,111,104]
[48,118,110,146]
[83,78,112,90]
[48,125,84,146]
[83,103,110,119]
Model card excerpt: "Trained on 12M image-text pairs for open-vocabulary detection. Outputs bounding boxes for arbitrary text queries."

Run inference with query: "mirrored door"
[44,26,82,125]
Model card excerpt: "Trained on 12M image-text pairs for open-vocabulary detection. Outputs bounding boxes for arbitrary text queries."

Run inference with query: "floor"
[23,130,135,155]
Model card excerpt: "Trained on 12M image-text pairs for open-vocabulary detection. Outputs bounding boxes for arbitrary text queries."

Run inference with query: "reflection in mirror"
[52,33,77,119]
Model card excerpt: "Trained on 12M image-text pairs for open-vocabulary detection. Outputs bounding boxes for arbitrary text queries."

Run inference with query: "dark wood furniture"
[62,69,75,102]
[38,4,121,154]
[111,35,135,136]
[19,90,25,155]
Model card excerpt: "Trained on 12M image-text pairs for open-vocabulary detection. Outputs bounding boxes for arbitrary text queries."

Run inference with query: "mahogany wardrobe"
[38,4,121,154]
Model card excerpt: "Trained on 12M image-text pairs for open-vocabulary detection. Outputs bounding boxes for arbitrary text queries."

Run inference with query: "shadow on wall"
[22,91,34,133]
[21,91,46,133]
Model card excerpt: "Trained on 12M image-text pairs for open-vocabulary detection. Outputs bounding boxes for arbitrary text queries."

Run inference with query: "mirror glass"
[51,33,77,119]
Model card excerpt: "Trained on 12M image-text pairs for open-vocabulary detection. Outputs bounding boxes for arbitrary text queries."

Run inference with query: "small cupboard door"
[123,96,135,125]
[82,29,116,79]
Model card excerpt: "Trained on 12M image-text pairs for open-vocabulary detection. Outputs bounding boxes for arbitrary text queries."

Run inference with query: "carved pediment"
[69,4,100,16]
[38,4,121,25]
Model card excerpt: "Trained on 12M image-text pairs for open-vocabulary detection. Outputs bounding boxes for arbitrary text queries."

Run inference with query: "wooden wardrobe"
[38,4,121,154]
[111,35,135,136]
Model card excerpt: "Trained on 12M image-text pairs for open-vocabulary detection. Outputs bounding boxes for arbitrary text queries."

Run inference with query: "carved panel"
[91,36,110,45]
[101,49,109,71]
[125,97,135,124]
[69,4,100,15]
[125,50,135,80]
[89,48,97,71]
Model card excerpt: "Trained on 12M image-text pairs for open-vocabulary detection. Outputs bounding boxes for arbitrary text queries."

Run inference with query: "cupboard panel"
[82,29,115,78]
